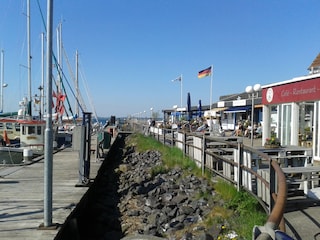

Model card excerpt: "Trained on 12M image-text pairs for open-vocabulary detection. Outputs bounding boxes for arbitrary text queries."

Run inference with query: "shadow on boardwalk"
[54,134,126,240]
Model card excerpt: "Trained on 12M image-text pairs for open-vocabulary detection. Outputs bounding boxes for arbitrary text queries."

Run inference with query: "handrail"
[133,123,288,239]
[244,145,287,239]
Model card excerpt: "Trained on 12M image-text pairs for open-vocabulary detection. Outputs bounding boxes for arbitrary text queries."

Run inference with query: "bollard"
[23,148,33,163]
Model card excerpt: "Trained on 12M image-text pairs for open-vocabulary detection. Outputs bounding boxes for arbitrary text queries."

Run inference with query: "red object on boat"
[3,130,10,146]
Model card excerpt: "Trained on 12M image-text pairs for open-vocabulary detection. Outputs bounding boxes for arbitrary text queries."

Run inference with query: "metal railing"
[132,122,287,240]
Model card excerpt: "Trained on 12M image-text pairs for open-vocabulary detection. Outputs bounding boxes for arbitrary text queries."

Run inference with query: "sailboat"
[0,1,47,162]
[0,5,56,151]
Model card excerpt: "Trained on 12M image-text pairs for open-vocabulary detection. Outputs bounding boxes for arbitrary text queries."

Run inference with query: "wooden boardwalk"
[0,148,102,239]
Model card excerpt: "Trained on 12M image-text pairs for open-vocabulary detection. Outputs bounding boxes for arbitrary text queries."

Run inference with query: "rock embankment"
[118,146,225,240]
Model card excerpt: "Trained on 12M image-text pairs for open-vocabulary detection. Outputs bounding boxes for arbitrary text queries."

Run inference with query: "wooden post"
[202,134,207,176]
[172,129,174,147]
[183,132,187,156]
[237,138,243,191]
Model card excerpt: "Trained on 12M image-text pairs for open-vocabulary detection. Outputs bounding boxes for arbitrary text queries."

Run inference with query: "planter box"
[264,144,281,149]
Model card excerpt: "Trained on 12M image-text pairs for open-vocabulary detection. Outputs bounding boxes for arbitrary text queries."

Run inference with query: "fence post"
[161,128,164,143]
[237,138,243,191]
[172,130,175,147]
[183,132,187,155]
[202,134,207,176]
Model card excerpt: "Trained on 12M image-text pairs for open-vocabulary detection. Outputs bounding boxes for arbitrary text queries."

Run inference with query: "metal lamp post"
[245,84,261,146]
[150,107,153,119]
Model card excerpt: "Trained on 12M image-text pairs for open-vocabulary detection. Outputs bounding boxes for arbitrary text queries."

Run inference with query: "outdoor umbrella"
[198,99,202,117]
[187,92,192,121]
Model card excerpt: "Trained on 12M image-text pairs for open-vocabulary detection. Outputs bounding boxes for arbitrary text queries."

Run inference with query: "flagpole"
[210,65,213,134]
[180,74,183,108]
[171,74,183,109]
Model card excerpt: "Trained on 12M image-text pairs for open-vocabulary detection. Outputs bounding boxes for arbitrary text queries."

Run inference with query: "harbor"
[0,1,320,239]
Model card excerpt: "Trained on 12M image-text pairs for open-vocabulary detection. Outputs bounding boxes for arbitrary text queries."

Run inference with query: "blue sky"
[0,0,320,118]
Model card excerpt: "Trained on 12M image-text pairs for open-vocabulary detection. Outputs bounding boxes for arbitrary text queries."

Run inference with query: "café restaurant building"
[261,70,320,161]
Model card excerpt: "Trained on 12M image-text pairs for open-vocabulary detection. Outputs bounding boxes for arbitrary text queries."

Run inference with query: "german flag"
[198,66,212,79]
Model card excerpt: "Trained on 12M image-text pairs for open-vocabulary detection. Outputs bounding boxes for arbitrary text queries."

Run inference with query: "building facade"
[261,73,320,160]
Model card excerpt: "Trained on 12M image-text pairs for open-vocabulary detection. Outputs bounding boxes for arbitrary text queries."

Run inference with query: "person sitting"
[244,123,251,137]
[254,123,262,138]
[233,122,243,136]
[196,123,208,132]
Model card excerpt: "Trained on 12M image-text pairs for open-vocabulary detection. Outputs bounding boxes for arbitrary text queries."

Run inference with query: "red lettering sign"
[262,77,320,105]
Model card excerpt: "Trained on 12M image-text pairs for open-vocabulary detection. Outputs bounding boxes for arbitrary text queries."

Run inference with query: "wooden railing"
[131,122,288,239]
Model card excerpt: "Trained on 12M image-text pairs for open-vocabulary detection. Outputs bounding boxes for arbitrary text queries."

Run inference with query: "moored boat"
[18,118,46,152]
[0,117,21,146]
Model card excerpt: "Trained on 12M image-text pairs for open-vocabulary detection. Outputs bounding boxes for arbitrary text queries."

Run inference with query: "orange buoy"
[3,130,10,146]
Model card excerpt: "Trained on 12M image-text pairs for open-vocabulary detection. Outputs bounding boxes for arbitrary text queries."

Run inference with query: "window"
[28,126,35,135]
[6,123,13,130]
[22,125,26,135]
[37,126,42,135]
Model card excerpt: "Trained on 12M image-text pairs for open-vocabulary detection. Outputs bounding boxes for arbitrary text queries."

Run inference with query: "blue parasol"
[198,99,202,117]
[187,92,192,121]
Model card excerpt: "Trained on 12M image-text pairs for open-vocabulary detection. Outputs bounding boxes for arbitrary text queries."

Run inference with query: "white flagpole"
[210,65,213,134]
[180,74,183,108]
[171,74,183,108]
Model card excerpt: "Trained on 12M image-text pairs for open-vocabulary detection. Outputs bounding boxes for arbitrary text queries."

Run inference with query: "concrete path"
[0,148,102,239]
[284,197,320,240]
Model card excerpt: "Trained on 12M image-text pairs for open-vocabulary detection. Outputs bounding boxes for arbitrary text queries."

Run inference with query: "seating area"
[232,121,262,138]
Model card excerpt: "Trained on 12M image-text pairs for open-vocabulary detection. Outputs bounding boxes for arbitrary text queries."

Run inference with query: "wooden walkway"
[0,148,102,239]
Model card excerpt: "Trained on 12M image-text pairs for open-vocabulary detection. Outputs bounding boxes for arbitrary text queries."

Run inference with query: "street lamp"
[245,83,261,146]
[150,107,153,119]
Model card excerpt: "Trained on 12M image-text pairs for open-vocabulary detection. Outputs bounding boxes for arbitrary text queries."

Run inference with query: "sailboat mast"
[41,32,45,119]
[75,50,79,118]
[56,22,62,93]
[27,0,32,116]
[0,50,4,113]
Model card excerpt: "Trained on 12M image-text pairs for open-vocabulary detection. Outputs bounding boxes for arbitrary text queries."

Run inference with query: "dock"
[0,148,102,239]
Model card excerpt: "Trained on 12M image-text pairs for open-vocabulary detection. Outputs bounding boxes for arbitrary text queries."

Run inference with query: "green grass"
[214,180,267,238]
[126,133,201,175]
[126,133,267,239]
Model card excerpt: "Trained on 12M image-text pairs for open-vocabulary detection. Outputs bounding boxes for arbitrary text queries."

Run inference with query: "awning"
[224,106,251,113]
[171,112,181,116]
[212,107,227,112]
